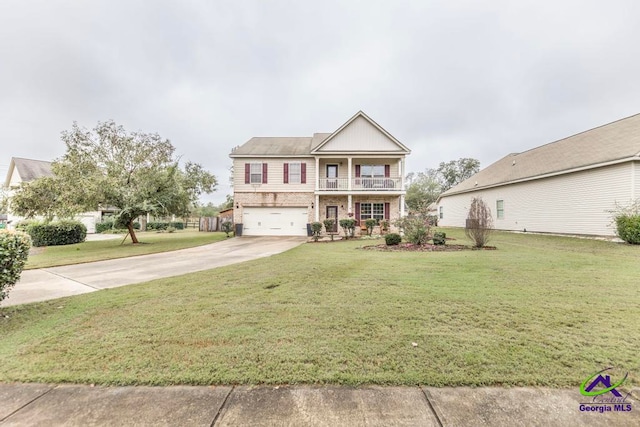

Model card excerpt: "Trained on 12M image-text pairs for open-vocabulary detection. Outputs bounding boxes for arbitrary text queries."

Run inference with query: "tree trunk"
[127,220,139,244]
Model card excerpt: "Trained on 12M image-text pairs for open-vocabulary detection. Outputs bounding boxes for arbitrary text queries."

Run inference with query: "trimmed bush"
[339,218,356,238]
[385,233,402,246]
[615,214,640,244]
[394,215,430,245]
[0,230,32,302]
[27,220,87,247]
[433,231,446,245]
[323,219,335,241]
[364,219,377,236]
[310,222,323,242]
[97,220,140,233]
[15,220,37,232]
[147,221,184,231]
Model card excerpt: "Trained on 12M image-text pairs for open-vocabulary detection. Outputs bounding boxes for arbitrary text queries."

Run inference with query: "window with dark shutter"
[284,163,289,184]
[301,163,306,184]
[262,163,268,184]
[244,163,250,184]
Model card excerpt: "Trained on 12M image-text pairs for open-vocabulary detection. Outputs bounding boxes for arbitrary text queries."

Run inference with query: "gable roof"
[311,111,411,154]
[4,157,53,187]
[230,137,313,157]
[442,113,640,196]
[229,111,409,158]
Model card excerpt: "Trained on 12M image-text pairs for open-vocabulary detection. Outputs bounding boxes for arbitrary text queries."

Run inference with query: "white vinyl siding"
[438,163,633,236]
[233,159,314,192]
[316,116,404,152]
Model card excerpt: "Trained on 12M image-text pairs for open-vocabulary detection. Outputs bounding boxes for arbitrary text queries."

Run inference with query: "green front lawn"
[25,231,228,269]
[1,229,637,387]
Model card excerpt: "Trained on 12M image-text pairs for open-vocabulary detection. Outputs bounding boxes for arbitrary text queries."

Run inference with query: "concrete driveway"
[1,236,305,307]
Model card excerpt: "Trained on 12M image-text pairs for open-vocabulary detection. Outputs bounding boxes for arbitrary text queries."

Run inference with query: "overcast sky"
[2,0,639,203]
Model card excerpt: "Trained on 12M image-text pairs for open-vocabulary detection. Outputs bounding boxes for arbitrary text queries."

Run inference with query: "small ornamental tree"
[394,215,430,245]
[364,219,377,236]
[221,220,233,238]
[310,222,323,241]
[339,218,356,239]
[323,219,335,241]
[465,197,493,248]
[0,230,32,303]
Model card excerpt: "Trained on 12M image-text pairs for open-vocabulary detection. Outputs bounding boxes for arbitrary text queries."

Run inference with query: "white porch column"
[399,158,405,190]
[315,157,320,191]
[314,194,320,221]
[347,194,353,214]
[347,157,352,190]
[400,194,406,217]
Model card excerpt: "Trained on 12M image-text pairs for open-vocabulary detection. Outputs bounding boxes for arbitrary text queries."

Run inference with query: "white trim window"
[361,202,384,221]
[496,200,504,219]
[250,163,263,184]
[361,165,385,178]
[288,162,301,184]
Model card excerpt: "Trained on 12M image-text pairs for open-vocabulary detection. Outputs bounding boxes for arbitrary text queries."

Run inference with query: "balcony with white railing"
[318,177,402,191]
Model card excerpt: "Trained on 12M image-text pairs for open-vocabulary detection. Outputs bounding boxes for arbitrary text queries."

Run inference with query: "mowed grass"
[1,229,638,387]
[25,231,228,269]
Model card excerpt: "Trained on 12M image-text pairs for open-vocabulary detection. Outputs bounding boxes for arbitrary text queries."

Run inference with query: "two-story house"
[229,111,411,236]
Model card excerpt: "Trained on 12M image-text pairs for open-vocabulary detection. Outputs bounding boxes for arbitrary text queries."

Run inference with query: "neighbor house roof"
[442,113,640,196]
[4,157,53,187]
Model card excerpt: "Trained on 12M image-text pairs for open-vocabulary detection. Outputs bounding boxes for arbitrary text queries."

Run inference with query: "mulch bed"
[361,243,497,252]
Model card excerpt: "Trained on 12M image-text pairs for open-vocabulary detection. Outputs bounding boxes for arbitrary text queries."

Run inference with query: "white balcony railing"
[318,177,402,191]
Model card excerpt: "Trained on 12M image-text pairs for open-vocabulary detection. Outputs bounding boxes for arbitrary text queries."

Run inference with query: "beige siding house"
[230,111,411,236]
[437,114,640,236]
[3,157,110,233]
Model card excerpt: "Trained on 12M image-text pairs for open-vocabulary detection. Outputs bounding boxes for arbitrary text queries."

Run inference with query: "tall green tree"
[13,120,217,243]
[405,169,441,214]
[437,158,480,192]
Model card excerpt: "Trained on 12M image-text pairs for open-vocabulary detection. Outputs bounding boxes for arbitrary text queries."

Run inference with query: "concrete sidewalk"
[0,384,637,426]
[1,236,305,307]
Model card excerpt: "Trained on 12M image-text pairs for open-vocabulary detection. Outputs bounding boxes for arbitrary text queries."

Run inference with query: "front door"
[326,206,338,232]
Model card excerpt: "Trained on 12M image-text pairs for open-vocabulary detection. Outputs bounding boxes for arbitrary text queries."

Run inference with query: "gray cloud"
[2,0,639,202]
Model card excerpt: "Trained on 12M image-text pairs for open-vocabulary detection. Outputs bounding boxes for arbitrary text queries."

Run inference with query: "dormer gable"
[311,111,410,154]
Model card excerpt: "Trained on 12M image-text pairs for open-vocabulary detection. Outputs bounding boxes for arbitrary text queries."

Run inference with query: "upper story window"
[245,163,267,184]
[250,163,263,183]
[284,162,306,184]
[360,165,385,178]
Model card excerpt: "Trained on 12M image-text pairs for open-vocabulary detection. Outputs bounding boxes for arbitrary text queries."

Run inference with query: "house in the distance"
[437,114,640,236]
[229,111,411,236]
[3,157,112,233]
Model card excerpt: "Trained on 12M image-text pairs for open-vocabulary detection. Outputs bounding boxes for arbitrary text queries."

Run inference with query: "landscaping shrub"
[465,197,493,248]
[433,231,446,245]
[221,220,233,238]
[385,233,402,246]
[339,218,356,238]
[147,221,184,231]
[379,219,390,233]
[310,222,323,241]
[323,219,335,240]
[611,201,640,244]
[27,220,87,247]
[394,215,430,245]
[0,230,31,302]
[15,220,36,232]
[97,220,140,233]
[364,219,377,236]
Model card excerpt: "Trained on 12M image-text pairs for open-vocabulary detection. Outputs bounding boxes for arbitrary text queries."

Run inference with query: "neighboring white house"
[229,111,411,236]
[437,113,640,236]
[3,157,111,233]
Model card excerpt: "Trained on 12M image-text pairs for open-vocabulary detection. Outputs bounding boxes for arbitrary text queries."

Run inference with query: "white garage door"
[242,207,309,236]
